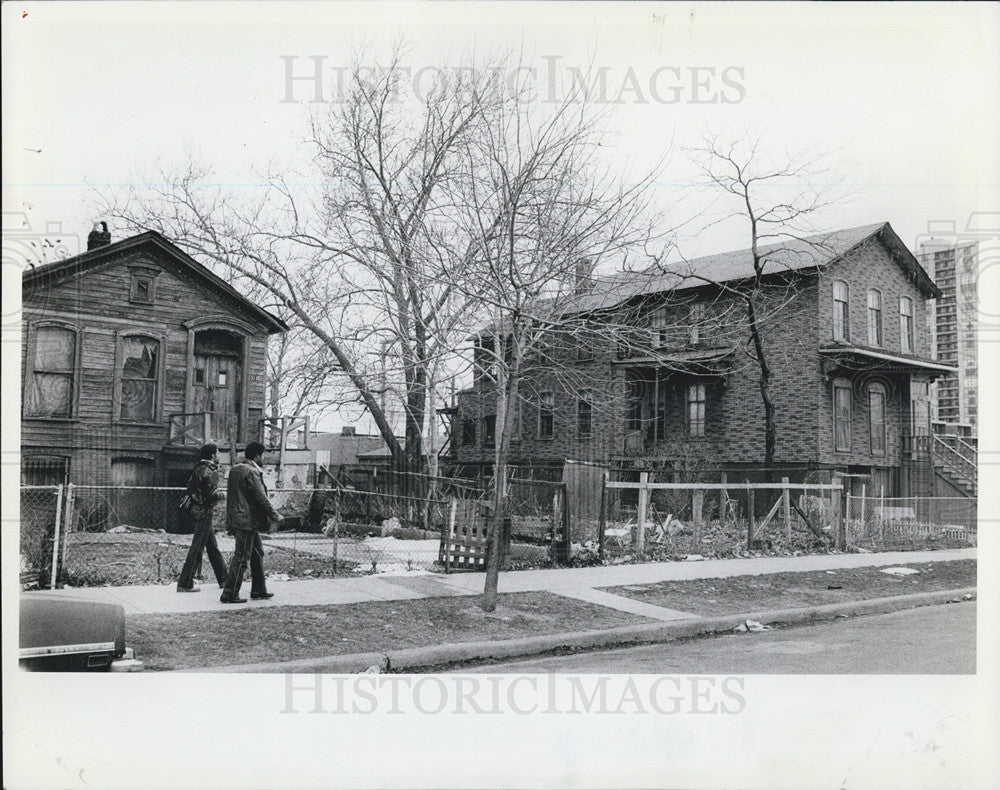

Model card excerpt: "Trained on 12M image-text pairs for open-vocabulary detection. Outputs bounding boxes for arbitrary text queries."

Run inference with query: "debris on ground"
[881,567,919,576]
[734,619,771,633]
[108,525,166,534]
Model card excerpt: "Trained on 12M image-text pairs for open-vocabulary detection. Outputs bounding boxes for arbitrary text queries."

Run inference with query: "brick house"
[20,227,288,494]
[449,222,969,497]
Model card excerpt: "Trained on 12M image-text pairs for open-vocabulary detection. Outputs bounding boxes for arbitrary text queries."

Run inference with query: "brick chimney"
[574,257,595,295]
[87,221,112,251]
[341,426,356,436]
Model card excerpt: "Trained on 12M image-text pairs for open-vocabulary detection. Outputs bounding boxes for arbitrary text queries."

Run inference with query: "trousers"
[177,516,228,588]
[222,530,267,598]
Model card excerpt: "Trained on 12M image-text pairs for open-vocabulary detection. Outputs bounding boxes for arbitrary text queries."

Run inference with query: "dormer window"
[128,266,160,304]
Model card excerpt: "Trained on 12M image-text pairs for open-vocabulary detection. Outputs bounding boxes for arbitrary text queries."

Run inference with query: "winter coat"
[226,459,280,533]
[184,460,221,521]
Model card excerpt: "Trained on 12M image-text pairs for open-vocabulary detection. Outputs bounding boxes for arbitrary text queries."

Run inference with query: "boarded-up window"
[834,379,852,452]
[120,336,159,421]
[22,456,69,486]
[25,326,76,417]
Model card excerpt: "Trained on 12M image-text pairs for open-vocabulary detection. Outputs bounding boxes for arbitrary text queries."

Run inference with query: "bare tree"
[451,73,672,611]
[680,132,842,471]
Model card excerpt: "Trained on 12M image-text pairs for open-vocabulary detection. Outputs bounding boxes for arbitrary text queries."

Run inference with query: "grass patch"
[600,559,976,617]
[128,591,652,671]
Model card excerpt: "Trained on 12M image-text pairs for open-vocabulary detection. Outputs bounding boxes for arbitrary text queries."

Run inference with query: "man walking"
[221,441,280,604]
[176,443,227,592]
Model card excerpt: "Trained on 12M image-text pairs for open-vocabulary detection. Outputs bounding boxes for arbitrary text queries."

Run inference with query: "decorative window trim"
[867,289,883,347]
[22,320,82,420]
[833,378,853,453]
[113,331,166,424]
[833,280,850,342]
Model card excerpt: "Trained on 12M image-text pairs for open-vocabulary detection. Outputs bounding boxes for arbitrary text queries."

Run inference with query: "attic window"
[128,267,160,304]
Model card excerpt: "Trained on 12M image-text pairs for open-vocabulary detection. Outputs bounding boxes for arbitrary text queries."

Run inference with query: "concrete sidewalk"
[40,547,975,617]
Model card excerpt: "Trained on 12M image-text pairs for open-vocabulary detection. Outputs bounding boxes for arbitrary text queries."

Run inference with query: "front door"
[193,353,242,443]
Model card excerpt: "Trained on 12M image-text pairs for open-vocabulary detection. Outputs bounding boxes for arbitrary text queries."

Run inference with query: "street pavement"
[41,547,976,618]
[450,601,978,674]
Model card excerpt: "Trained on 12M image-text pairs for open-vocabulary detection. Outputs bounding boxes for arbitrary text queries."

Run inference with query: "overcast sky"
[3,1,999,432]
[4,2,998,252]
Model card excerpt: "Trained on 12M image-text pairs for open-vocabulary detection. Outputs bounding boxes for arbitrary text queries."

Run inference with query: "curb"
[176,587,976,673]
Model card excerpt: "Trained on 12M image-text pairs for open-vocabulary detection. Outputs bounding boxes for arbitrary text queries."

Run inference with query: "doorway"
[193,329,243,443]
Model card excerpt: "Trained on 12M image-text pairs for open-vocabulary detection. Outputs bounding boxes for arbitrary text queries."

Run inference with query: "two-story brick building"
[20,227,288,492]
[450,222,968,497]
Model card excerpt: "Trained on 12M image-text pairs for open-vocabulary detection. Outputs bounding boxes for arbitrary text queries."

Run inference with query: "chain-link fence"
[845,495,977,550]
[19,485,63,589]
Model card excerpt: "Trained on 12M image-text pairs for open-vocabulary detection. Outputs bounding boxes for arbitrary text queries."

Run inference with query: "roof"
[819,344,957,376]
[22,231,289,334]
[476,223,939,330]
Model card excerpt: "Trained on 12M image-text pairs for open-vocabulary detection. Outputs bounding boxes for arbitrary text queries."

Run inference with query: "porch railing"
[166,412,238,448]
[932,434,977,489]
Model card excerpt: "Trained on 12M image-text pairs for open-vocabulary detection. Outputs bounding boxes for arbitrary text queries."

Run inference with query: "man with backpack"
[220,441,280,604]
[176,443,227,592]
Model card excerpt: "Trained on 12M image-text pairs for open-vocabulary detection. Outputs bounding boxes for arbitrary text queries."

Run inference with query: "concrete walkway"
[40,547,975,618]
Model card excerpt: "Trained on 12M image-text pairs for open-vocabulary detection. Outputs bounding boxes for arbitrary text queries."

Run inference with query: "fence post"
[50,485,64,590]
[331,510,339,576]
[692,488,704,545]
[719,471,729,521]
[445,497,457,573]
[746,485,755,550]
[879,485,885,543]
[860,484,867,539]
[598,469,609,560]
[636,472,648,558]
[62,483,75,581]
[781,477,792,543]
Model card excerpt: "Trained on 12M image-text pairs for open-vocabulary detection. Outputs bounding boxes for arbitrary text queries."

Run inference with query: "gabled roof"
[22,231,289,334]
[470,222,938,339]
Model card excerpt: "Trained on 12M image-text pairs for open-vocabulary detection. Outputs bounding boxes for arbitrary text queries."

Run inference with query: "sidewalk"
[41,547,976,618]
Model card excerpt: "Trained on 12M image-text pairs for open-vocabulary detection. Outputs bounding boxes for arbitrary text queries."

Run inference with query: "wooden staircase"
[931,434,977,497]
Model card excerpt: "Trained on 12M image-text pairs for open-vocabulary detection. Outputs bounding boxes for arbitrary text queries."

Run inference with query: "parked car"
[19,593,143,672]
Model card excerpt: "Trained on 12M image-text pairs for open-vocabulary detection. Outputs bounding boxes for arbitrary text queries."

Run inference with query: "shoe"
[177,585,201,593]
[251,591,275,600]
[220,595,247,604]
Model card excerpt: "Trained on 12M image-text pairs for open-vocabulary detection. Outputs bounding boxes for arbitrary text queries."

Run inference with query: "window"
[899,296,914,354]
[689,303,705,344]
[833,379,853,452]
[868,383,886,456]
[625,380,643,431]
[482,415,496,448]
[538,391,554,439]
[650,308,669,349]
[687,383,706,438]
[867,289,883,347]
[461,419,476,446]
[118,335,160,422]
[577,390,593,438]
[21,456,69,486]
[25,325,77,417]
[128,266,159,304]
[833,280,850,342]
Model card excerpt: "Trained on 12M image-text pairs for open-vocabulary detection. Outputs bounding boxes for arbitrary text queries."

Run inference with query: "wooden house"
[20,228,289,492]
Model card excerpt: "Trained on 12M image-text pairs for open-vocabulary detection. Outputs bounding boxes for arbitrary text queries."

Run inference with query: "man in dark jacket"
[220,441,280,604]
[177,444,227,592]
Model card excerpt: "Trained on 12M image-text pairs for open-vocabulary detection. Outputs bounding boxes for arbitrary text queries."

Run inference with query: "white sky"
[4,2,998,255]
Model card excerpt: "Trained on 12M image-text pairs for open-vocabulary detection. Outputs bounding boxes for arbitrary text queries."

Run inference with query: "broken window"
[625,380,643,431]
[461,419,476,446]
[120,336,159,421]
[25,325,76,417]
[482,415,496,448]
[689,303,705,344]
